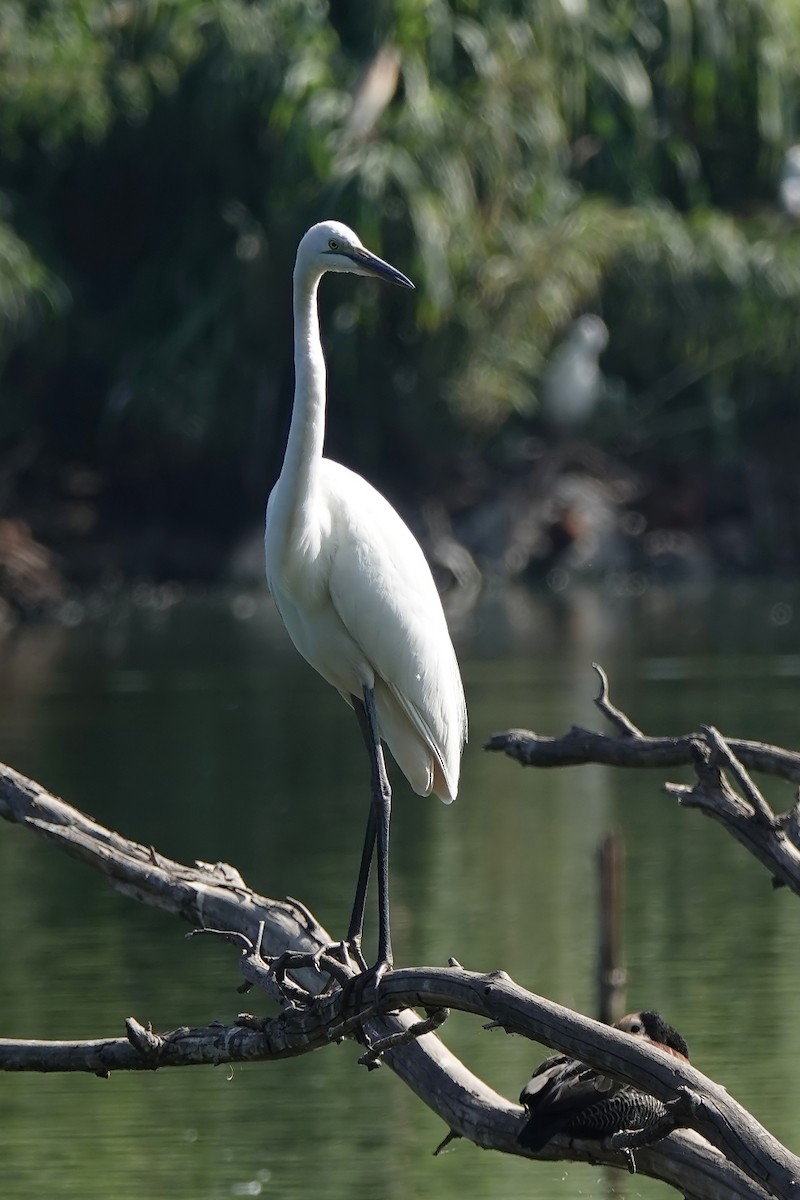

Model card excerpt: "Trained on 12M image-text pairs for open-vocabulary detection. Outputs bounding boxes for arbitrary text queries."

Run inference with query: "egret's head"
[782,145,800,176]
[296,220,414,289]
[573,314,609,354]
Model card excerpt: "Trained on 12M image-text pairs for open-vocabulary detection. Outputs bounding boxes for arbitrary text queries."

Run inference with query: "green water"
[2,581,800,1199]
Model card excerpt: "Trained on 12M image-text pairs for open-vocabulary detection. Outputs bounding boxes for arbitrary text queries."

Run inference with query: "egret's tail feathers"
[374,680,461,801]
[431,759,456,804]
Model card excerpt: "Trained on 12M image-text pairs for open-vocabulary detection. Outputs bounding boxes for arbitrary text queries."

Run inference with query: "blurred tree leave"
[0,0,800,530]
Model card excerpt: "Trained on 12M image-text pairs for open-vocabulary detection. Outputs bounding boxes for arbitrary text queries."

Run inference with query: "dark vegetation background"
[3,0,800,601]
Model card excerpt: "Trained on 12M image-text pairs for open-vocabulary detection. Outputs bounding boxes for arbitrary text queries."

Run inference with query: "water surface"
[2,581,800,1198]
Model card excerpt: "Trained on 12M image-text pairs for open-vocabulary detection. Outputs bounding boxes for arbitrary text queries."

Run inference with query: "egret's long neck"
[279,265,327,511]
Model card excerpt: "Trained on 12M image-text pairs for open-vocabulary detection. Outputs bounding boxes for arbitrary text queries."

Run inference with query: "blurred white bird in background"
[264,221,467,988]
[778,145,800,217]
[540,314,609,437]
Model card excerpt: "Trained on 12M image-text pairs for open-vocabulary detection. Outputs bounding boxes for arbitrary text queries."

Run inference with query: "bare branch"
[701,726,776,826]
[664,769,800,894]
[0,758,331,985]
[486,663,800,785]
[592,662,645,738]
[486,724,800,783]
[487,667,800,897]
[0,1021,299,1075]
[0,755,793,1199]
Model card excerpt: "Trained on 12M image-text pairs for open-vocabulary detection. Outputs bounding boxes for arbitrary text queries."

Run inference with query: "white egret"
[264,221,467,986]
[540,314,608,435]
[779,145,800,217]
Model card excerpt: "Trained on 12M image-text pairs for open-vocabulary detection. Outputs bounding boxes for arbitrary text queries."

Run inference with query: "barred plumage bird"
[517,1010,689,1151]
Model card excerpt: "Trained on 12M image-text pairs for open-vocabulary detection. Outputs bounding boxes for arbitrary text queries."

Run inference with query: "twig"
[433,1130,461,1155]
[358,1008,449,1068]
[592,663,645,738]
[186,927,254,952]
[125,1017,163,1063]
[701,726,776,827]
[284,894,319,930]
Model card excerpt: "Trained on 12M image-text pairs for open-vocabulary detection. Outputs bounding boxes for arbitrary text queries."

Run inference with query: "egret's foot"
[344,936,369,974]
[265,942,356,1006]
[366,957,392,998]
[346,957,393,1016]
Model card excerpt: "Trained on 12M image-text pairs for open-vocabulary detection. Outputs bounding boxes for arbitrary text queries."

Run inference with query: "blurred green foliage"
[2,0,800,536]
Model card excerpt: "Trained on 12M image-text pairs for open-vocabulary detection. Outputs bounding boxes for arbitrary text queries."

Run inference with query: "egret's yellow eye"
[328,238,339,250]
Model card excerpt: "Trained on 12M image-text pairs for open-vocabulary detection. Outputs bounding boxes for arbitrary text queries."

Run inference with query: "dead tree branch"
[486,664,800,782]
[487,662,800,895]
[0,956,791,1198]
[0,758,331,985]
[1,757,796,1199]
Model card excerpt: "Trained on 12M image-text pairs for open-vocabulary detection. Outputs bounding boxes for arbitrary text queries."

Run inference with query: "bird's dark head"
[619,1010,689,1059]
[296,220,414,289]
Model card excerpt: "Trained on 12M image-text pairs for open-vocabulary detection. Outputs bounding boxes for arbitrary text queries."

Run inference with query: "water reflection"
[2,583,800,1197]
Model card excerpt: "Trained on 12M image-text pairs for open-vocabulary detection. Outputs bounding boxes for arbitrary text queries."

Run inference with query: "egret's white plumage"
[264,220,467,974]
[779,145,800,217]
[541,314,608,434]
[267,457,465,799]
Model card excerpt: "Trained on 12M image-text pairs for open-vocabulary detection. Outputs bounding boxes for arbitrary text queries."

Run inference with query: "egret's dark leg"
[345,746,376,964]
[346,686,392,981]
